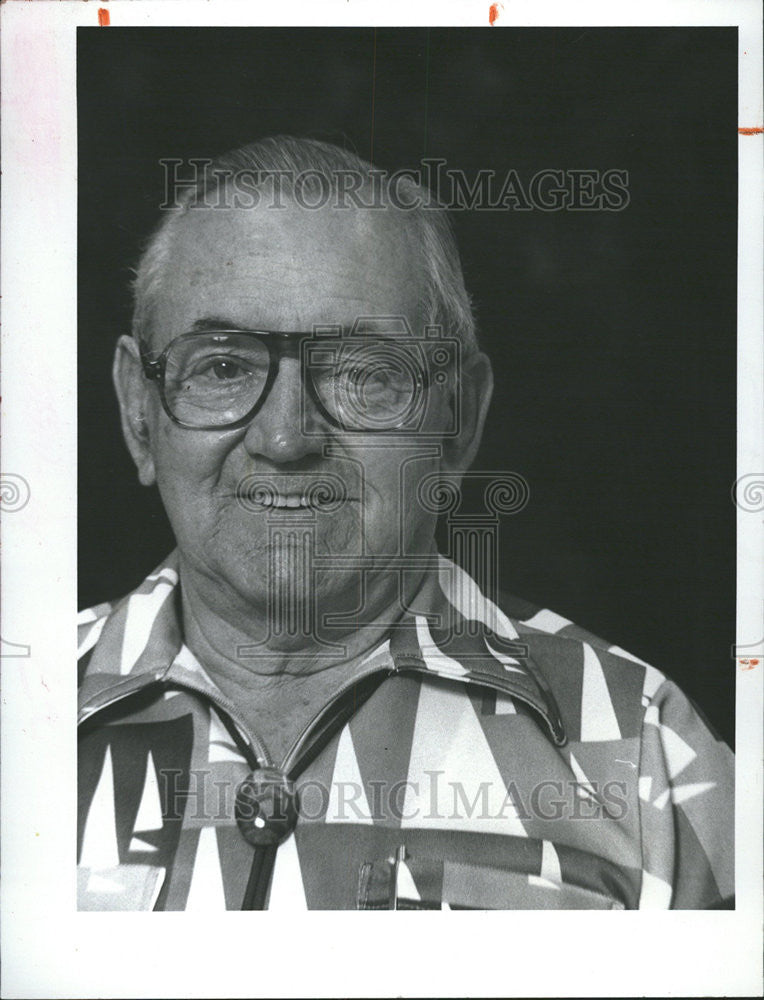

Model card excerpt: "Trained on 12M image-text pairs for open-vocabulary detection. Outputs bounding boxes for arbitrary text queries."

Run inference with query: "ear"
[112,335,157,487]
[440,350,493,473]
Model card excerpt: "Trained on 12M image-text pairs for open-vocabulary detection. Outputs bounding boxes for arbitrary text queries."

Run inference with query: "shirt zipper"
[80,648,563,908]
[78,670,274,769]
[238,660,398,910]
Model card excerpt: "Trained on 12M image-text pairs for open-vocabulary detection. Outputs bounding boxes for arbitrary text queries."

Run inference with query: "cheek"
[360,452,441,544]
[151,424,231,516]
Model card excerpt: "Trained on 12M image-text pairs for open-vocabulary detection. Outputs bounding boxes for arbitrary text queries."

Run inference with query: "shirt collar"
[78,550,566,745]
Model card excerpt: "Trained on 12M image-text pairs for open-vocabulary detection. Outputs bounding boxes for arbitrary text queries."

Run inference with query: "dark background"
[78,27,737,745]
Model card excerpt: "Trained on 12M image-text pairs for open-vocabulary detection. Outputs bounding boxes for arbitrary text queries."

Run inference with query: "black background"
[78,27,737,745]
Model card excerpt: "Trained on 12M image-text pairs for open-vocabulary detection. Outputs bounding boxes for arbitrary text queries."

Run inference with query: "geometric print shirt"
[78,551,734,910]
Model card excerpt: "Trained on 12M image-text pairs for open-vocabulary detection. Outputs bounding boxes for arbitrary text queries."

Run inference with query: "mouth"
[245,492,335,510]
[234,476,353,513]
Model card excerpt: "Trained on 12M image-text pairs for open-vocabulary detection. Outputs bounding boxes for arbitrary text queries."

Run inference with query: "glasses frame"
[139,328,437,432]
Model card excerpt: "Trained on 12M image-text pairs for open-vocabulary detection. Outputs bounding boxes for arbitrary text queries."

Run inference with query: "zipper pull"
[235,767,299,847]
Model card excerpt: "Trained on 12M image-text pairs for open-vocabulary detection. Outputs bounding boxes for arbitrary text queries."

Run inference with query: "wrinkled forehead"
[147,198,428,347]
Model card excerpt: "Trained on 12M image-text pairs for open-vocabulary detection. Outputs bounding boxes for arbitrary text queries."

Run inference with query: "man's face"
[137,196,456,621]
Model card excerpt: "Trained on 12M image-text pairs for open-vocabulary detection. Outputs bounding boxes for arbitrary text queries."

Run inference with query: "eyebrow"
[189,317,409,337]
[191,317,252,332]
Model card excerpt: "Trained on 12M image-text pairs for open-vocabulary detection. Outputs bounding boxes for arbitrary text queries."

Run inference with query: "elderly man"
[78,136,733,910]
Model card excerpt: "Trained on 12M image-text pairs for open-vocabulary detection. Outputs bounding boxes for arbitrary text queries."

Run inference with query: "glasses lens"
[306,340,425,430]
[163,333,270,426]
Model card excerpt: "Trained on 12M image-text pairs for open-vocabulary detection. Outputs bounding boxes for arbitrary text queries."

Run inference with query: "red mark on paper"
[738,127,763,135]
[740,658,759,670]
[98,8,110,26]
[489,3,503,25]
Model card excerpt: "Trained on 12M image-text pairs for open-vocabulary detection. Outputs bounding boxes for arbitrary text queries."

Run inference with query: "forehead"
[150,198,426,345]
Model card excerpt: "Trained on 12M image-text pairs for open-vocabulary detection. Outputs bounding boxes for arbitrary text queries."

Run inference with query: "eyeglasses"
[140,328,456,432]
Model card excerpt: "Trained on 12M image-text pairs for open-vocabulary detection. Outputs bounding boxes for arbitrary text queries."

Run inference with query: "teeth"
[259,494,312,508]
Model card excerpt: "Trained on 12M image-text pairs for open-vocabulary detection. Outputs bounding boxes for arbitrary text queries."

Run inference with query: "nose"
[241,356,327,464]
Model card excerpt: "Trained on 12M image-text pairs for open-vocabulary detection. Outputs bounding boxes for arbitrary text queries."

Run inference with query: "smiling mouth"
[250,493,332,509]
[234,483,353,513]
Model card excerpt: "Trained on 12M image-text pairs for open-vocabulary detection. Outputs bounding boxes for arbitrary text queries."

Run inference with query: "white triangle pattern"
[669,781,716,806]
[522,608,572,634]
[639,870,672,909]
[638,776,653,802]
[607,643,650,667]
[129,836,159,853]
[641,663,665,700]
[540,840,562,884]
[657,723,697,780]
[528,875,561,892]
[185,826,227,911]
[568,750,598,801]
[360,638,391,666]
[415,616,469,677]
[494,693,517,715]
[208,708,245,763]
[78,615,107,658]
[134,751,163,832]
[580,644,621,742]
[485,639,525,675]
[608,645,665,703]
[268,834,309,910]
[172,644,210,678]
[146,567,179,585]
[402,680,527,836]
[653,781,716,810]
[437,554,520,639]
[120,581,175,675]
[326,726,373,824]
[396,861,421,902]
[80,746,120,869]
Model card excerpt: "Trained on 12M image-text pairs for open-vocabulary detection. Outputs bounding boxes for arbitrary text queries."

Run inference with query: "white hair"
[132,135,478,354]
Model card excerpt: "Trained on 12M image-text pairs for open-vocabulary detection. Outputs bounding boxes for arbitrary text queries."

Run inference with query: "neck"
[178,556,429,762]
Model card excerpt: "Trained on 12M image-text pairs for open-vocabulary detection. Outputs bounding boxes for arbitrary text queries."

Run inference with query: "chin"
[227,553,357,618]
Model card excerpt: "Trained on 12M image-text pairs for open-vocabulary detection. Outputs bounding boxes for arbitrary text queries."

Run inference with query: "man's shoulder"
[77,554,181,667]
[493,587,672,724]
[499,588,662,674]
[77,601,117,658]
[437,554,667,703]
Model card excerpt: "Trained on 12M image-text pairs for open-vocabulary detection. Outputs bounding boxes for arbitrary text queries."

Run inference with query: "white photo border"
[1,2,761,997]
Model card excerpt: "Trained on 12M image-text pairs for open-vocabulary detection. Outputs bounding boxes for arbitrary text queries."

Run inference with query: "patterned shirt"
[78,551,734,910]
